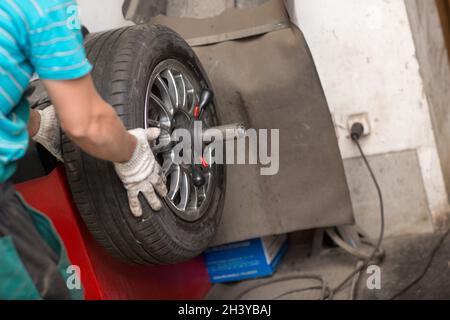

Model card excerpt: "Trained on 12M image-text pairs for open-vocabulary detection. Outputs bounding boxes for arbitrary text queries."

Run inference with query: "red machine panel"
[16,167,211,300]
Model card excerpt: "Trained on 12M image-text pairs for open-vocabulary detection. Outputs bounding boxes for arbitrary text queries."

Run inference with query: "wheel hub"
[144,59,215,222]
[173,110,193,131]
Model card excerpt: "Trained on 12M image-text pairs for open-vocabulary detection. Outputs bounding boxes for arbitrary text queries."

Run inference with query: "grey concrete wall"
[344,150,434,238]
[405,0,450,227]
[166,0,234,18]
[291,0,450,234]
[166,0,269,18]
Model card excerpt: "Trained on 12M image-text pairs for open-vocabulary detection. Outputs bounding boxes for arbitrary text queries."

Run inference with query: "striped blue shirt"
[0,0,92,183]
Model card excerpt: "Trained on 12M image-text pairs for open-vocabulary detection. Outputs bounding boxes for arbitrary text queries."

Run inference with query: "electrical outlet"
[347,113,371,137]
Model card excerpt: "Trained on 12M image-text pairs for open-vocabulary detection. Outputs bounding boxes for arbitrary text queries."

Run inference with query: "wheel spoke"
[162,69,180,108]
[178,170,190,211]
[174,73,187,109]
[189,182,199,211]
[155,76,175,116]
[168,164,181,201]
[187,88,196,114]
[198,175,208,201]
[150,93,173,123]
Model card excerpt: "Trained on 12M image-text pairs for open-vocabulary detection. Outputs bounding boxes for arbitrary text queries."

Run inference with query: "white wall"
[287,0,450,232]
[77,0,132,32]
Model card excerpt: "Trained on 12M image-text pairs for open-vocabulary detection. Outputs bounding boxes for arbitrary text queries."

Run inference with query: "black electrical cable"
[349,260,364,300]
[390,229,450,300]
[234,123,385,300]
[273,286,329,300]
[329,134,385,298]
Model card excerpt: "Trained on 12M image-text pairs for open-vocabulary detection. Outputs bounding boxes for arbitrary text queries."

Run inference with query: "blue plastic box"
[204,235,288,283]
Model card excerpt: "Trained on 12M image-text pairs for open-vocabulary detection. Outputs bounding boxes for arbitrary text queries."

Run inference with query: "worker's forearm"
[42,75,138,163]
[65,100,137,163]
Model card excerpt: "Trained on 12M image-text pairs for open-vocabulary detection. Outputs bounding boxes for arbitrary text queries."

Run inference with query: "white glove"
[114,128,168,217]
[32,105,63,162]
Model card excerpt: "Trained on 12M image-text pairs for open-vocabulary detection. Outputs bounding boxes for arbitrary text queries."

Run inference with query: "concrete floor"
[207,231,450,300]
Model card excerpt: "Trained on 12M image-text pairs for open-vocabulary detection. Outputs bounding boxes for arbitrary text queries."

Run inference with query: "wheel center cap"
[172,110,192,131]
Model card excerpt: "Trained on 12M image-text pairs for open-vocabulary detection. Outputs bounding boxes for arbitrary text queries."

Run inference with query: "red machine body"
[15,166,211,300]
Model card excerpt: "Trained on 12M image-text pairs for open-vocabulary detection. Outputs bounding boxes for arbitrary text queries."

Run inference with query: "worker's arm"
[39,74,136,163]
[28,74,167,215]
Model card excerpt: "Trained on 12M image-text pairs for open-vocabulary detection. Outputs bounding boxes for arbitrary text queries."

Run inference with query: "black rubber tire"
[62,24,226,265]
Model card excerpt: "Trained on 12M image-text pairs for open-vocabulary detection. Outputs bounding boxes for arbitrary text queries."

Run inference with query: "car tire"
[62,24,226,265]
